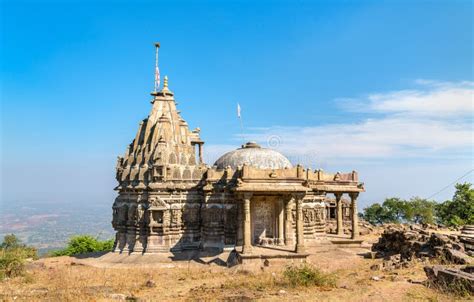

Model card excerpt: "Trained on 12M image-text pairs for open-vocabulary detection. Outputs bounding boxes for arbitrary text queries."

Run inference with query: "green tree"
[363,197,437,225]
[436,183,474,226]
[382,198,409,222]
[0,234,37,258]
[52,235,114,256]
[409,197,436,224]
[363,203,388,225]
[1,234,21,250]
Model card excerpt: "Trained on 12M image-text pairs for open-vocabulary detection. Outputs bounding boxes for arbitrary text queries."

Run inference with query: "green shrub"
[0,234,38,280]
[0,249,25,279]
[52,235,114,256]
[283,264,336,288]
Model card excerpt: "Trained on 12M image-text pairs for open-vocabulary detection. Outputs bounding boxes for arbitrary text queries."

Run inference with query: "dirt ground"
[0,236,470,301]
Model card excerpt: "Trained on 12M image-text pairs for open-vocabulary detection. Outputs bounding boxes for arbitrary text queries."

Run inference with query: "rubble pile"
[460,225,474,255]
[424,265,474,294]
[370,225,473,271]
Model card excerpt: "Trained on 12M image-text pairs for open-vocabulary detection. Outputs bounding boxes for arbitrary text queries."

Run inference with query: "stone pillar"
[335,193,343,236]
[295,194,305,253]
[278,198,284,245]
[350,193,359,239]
[198,143,203,164]
[284,197,294,246]
[242,193,252,254]
[237,203,243,246]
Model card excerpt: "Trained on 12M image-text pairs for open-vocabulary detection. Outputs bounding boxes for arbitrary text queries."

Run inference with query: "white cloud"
[203,80,473,204]
[206,80,473,165]
[339,80,474,117]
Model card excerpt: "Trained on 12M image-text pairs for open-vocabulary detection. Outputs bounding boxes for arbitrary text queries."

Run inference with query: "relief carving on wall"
[315,206,325,222]
[171,209,182,226]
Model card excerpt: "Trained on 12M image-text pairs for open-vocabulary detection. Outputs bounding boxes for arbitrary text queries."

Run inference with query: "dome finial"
[244,141,260,149]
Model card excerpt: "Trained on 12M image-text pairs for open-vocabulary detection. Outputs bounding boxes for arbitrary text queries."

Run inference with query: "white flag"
[237,103,241,118]
[155,66,160,89]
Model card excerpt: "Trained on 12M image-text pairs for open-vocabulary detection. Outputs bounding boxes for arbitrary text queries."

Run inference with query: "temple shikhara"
[112,44,365,260]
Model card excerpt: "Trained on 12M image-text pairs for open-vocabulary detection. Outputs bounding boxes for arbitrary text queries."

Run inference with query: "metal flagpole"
[154,42,160,93]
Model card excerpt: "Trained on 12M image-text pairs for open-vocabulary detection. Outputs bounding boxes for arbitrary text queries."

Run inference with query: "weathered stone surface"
[372,226,473,270]
[445,248,473,264]
[424,265,474,293]
[463,266,474,274]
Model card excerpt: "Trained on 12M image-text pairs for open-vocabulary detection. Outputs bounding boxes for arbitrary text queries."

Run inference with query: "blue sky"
[1,0,473,208]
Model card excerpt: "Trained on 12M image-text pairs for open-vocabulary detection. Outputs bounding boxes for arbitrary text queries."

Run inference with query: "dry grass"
[0,249,466,301]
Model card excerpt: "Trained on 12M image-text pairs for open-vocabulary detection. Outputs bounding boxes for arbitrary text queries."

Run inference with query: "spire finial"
[161,75,173,95]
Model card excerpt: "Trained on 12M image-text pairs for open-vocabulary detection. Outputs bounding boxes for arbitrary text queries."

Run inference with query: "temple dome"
[214,142,293,170]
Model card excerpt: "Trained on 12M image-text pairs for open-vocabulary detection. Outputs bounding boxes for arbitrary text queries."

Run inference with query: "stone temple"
[112,51,365,258]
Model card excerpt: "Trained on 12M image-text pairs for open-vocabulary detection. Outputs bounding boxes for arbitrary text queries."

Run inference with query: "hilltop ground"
[0,234,469,301]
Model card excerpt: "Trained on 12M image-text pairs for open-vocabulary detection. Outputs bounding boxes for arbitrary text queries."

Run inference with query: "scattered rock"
[278,289,287,295]
[407,279,425,284]
[145,280,156,288]
[30,288,49,295]
[109,294,127,301]
[370,264,382,271]
[338,283,350,289]
[70,261,85,266]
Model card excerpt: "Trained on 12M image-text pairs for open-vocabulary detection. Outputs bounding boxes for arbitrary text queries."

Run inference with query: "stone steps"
[330,239,365,248]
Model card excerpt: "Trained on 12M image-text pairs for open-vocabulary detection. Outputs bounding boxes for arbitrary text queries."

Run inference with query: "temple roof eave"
[233,184,309,193]
[310,184,365,193]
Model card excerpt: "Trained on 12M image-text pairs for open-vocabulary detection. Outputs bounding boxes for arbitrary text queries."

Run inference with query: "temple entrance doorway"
[251,196,279,245]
